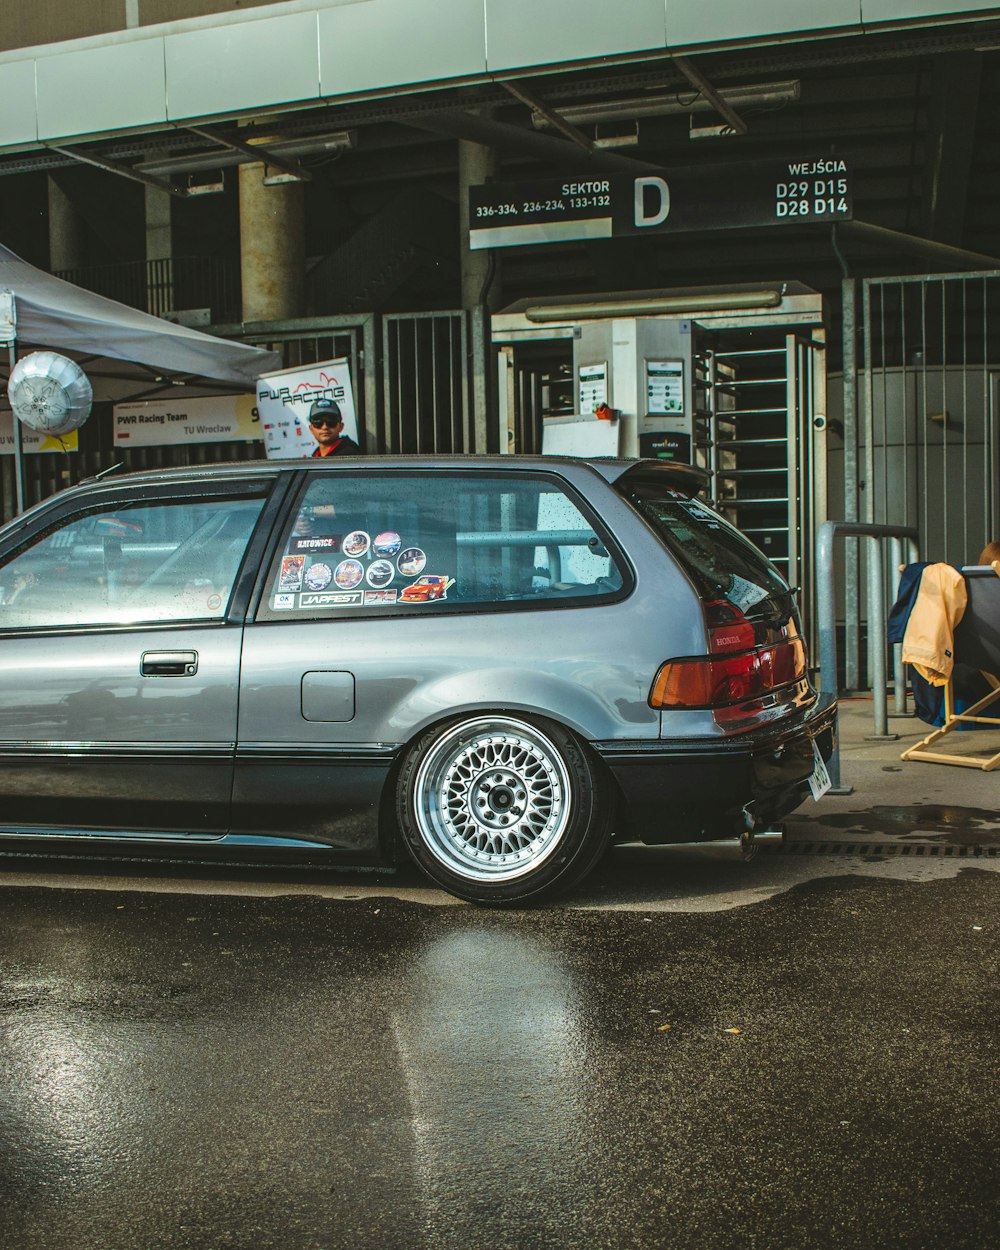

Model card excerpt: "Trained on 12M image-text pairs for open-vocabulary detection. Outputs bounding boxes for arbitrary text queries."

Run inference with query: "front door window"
[0,495,265,630]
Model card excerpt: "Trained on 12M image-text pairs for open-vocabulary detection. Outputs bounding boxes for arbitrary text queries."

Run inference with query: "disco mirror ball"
[6,351,93,437]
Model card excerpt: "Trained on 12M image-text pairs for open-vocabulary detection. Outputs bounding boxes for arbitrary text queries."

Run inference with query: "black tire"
[396,713,613,905]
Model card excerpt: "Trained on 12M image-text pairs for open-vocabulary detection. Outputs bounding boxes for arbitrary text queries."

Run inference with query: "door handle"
[140,650,199,677]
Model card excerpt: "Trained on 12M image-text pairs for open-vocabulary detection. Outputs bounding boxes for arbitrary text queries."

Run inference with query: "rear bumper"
[593,692,838,843]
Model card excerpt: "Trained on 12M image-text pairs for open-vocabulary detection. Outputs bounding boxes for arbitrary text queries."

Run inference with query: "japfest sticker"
[273,588,400,610]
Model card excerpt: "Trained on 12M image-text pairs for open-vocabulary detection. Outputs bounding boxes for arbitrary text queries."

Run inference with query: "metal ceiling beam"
[671,56,749,135]
[840,219,1000,269]
[185,125,312,182]
[499,81,593,151]
[45,144,189,198]
[403,109,658,174]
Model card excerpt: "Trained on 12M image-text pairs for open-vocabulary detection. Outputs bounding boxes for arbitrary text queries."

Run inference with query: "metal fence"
[382,309,491,455]
[55,256,240,323]
[841,270,1000,690]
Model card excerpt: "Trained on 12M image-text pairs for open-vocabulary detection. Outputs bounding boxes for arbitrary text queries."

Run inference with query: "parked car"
[0,455,835,904]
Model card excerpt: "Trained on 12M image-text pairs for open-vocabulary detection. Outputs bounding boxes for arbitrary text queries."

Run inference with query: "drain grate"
[781,841,1000,858]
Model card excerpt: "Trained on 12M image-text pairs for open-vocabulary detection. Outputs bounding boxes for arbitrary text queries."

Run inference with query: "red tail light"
[650,633,807,710]
[703,599,756,654]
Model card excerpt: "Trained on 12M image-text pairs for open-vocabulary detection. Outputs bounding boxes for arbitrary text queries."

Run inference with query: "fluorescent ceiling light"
[138,130,355,177]
[525,292,783,322]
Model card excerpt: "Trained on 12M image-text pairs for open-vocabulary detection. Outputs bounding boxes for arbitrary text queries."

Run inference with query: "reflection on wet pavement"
[1,871,998,1250]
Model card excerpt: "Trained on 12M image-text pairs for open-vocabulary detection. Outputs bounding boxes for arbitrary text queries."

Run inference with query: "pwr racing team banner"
[469,156,852,249]
[256,358,360,459]
[113,394,259,447]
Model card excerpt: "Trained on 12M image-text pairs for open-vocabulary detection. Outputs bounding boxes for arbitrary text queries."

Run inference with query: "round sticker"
[397,547,427,577]
[373,531,401,556]
[304,562,333,591]
[342,530,370,557]
[366,558,395,588]
[334,559,364,589]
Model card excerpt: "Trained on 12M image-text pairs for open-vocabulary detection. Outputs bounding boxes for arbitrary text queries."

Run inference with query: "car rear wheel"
[396,714,613,905]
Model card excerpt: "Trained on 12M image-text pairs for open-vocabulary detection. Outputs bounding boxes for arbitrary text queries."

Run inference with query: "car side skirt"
[231,743,400,859]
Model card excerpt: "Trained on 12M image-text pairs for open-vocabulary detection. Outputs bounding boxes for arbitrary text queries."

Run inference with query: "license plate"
[808,740,832,801]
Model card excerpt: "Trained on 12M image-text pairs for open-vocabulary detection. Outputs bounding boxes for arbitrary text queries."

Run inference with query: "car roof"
[69,454,705,490]
[4,456,705,533]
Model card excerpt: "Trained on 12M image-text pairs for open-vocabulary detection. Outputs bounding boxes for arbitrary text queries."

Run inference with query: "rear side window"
[622,481,790,617]
[259,471,626,618]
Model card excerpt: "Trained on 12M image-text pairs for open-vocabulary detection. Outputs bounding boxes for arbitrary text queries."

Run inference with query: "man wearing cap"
[307,398,362,457]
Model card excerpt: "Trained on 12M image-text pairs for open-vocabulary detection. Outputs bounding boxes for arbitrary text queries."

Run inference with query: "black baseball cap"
[308,398,342,423]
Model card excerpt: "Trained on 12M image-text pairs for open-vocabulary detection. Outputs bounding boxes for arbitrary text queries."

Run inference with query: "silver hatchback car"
[0,456,835,903]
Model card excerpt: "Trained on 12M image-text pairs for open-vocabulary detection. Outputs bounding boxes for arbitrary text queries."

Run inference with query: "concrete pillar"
[239,157,305,323]
[47,176,86,274]
[145,183,173,315]
[458,137,499,311]
[145,184,172,262]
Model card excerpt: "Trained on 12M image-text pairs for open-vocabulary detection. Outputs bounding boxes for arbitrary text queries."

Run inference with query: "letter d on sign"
[634,176,670,227]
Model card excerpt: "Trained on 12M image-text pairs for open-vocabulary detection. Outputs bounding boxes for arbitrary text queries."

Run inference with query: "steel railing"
[815,520,920,790]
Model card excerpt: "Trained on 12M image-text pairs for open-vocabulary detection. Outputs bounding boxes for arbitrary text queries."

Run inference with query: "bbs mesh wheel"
[396,714,612,904]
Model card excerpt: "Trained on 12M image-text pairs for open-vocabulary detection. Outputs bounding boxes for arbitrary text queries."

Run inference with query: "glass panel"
[266,473,624,615]
[0,494,266,629]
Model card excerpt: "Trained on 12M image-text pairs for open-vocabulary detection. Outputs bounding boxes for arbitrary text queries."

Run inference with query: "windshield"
[620,478,791,620]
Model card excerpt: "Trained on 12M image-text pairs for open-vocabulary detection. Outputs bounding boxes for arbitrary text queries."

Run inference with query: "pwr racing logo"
[257,369,347,409]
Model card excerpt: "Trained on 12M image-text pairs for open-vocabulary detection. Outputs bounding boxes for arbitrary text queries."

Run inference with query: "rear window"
[620,480,790,618]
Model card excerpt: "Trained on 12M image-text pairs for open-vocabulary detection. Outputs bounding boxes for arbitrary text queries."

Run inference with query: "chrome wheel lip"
[412,716,572,884]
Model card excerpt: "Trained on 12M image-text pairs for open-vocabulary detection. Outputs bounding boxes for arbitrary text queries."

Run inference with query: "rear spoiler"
[589,458,710,496]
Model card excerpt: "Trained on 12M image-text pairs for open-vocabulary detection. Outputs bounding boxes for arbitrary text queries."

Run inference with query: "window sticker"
[304,562,333,591]
[399,575,454,604]
[397,547,427,577]
[291,535,342,554]
[301,590,363,608]
[373,531,401,556]
[278,555,306,591]
[364,589,398,606]
[273,593,297,610]
[333,559,364,589]
[726,573,770,611]
[342,530,370,557]
[366,559,395,588]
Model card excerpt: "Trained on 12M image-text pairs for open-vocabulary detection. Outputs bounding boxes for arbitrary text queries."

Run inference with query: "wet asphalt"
[0,848,998,1250]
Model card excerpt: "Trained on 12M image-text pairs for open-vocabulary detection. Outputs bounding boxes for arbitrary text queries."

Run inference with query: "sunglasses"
[309,416,342,429]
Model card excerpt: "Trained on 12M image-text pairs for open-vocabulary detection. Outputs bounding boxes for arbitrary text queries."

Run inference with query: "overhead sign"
[0,412,78,454]
[256,358,360,459]
[113,394,258,447]
[469,157,852,249]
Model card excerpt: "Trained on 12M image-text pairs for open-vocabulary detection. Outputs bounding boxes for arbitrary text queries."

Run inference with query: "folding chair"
[901,567,1000,770]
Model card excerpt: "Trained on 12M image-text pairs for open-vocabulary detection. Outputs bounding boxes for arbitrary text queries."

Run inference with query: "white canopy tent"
[0,242,281,510]
[0,243,278,389]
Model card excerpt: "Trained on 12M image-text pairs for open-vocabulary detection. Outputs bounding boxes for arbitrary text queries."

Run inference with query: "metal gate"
[701,328,826,622]
[382,309,490,454]
[840,270,1000,688]
[856,272,999,559]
